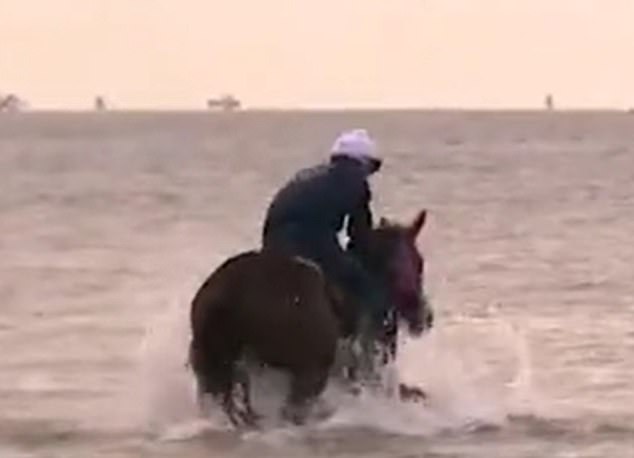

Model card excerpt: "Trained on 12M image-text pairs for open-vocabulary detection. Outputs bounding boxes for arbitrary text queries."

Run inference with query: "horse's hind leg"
[189,341,247,426]
[203,363,253,427]
[233,363,260,427]
[192,362,236,420]
[282,367,329,425]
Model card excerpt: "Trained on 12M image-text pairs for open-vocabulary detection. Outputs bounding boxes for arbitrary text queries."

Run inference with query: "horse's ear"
[409,209,427,239]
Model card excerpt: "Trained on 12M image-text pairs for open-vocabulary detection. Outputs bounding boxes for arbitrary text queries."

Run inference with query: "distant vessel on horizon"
[544,94,555,111]
[0,93,27,112]
[94,96,107,112]
[207,94,241,112]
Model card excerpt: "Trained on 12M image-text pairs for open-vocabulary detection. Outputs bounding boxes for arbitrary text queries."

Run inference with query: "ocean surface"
[1,111,633,457]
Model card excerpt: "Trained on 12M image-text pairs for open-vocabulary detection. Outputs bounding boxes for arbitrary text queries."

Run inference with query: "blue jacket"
[262,157,373,246]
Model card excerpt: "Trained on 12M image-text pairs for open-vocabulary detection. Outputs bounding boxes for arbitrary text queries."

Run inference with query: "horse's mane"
[347,217,408,275]
[376,216,410,233]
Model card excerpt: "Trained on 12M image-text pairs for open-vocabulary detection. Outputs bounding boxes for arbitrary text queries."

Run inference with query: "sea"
[1,110,633,457]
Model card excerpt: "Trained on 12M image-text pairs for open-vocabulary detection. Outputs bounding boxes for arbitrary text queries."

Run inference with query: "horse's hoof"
[346,383,362,397]
[311,399,336,421]
[227,406,260,429]
[281,404,309,426]
[398,383,427,403]
[226,412,259,430]
[242,410,262,429]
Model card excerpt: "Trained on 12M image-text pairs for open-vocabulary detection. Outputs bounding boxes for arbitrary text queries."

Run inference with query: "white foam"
[129,296,206,436]
[132,297,560,440]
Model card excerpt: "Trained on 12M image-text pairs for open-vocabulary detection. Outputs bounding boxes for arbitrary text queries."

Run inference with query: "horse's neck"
[350,247,389,286]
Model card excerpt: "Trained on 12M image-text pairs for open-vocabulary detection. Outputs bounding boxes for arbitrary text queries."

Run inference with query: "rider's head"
[329,129,382,175]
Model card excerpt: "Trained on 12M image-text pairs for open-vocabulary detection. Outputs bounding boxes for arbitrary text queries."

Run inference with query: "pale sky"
[2,0,634,109]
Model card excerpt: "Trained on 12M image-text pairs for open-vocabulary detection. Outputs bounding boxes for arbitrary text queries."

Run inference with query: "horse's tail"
[189,252,260,374]
[187,331,214,377]
[186,337,197,371]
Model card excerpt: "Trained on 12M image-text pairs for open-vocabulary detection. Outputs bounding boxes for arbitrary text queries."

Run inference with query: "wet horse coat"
[188,210,432,426]
[189,250,348,425]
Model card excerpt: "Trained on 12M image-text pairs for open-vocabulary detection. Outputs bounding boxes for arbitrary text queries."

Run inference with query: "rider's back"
[262,159,369,241]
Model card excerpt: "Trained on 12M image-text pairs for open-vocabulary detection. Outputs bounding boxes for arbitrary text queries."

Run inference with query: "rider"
[261,129,385,331]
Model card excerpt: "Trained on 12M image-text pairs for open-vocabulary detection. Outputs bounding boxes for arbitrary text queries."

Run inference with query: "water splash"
[131,296,212,437]
[132,298,555,441]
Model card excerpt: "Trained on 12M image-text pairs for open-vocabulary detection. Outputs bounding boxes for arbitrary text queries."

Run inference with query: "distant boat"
[544,94,554,111]
[94,96,107,111]
[0,93,26,112]
[207,94,241,112]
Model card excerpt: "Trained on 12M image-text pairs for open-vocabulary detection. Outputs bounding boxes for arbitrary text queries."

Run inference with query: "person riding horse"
[261,129,388,356]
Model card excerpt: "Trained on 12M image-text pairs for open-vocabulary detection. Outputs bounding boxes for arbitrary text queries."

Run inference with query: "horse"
[188,209,432,427]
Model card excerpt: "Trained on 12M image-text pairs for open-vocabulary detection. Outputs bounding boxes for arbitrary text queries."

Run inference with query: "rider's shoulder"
[291,163,331,183]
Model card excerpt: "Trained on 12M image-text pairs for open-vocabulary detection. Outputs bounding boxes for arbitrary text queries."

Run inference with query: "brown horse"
[188,209,432,427]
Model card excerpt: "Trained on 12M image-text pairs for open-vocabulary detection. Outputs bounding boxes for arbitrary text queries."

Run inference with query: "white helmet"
[330,129,382,173]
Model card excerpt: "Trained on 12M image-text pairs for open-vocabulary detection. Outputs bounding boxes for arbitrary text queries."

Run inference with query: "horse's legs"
[207,362,263,427]
[282,367,329,425]
[233,363,260,427]
[190,340,253,427]
[332,339,363,396]
[382,310,398,363]
[194,361,240,423]
[398,383,427,403]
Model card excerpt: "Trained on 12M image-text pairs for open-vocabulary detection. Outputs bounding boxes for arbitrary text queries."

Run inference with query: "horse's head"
[355,209,433,336]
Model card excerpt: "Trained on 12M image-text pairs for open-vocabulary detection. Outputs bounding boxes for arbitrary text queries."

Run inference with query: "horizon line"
[6,106,634,114]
